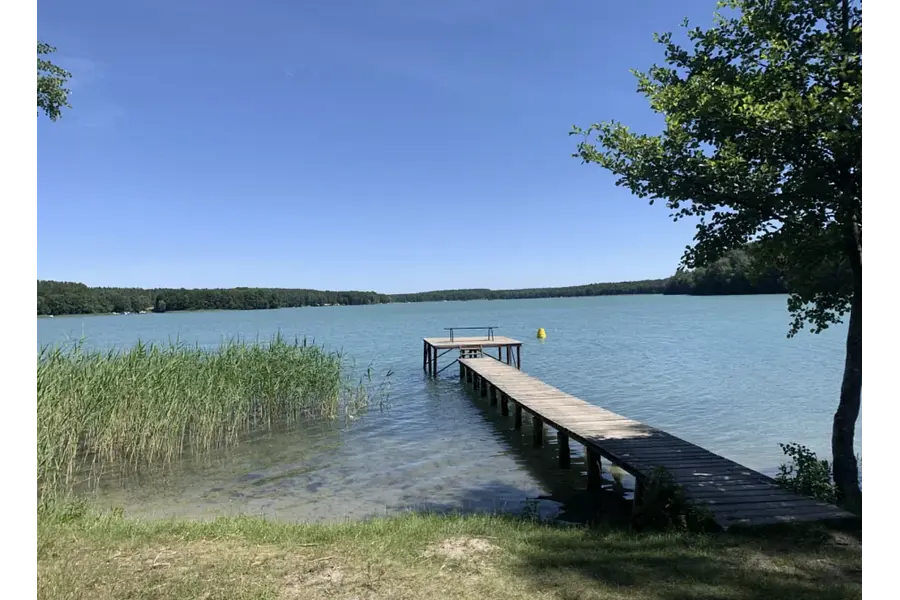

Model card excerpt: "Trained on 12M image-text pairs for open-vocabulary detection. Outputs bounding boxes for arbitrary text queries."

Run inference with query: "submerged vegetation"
[37,335,386,497]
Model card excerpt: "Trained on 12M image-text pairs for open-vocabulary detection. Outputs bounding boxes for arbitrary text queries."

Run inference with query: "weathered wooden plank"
[499,393,567,400]
[510,397,574,406]
[691,493,813,506]
[623,452,726,465]
[638,453,753,465]
[684,487,800,500]
[715,503,852,519]
[495,391,571,399]
[633,464,756,477]
[644,451,749,463]
[578,432,661,443]
[507,397,574,405]
[597,436,700,449]
[681,479,780,490]
[652,465,763,478]
[457,357,856,528]
[591,437,697,449]
[546,416,638,425]
[704,499,837,513]
[537,410,633,419]
[634,459,756,472]
[724,511,857,527]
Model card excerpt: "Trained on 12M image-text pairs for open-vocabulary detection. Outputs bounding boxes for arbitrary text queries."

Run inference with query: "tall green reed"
[37,334,386,497]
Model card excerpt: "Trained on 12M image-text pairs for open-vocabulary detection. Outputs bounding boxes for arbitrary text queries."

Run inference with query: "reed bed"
[37,335,380,496]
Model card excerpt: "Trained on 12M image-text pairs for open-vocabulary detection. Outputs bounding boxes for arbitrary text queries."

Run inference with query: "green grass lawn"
[38,508,861,600]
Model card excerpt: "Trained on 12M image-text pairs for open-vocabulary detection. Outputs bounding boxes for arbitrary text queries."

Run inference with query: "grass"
[37,505,861,600]
[37,335,387,497]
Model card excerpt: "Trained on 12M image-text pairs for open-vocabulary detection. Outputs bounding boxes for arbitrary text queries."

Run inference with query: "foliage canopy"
[572,0,861,337]
[38,42,71,121]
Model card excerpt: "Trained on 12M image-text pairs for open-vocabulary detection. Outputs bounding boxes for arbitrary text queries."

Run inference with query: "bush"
[632,467,716,531]
[775,443,837,503]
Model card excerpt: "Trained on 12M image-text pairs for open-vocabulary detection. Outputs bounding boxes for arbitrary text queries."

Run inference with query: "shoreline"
[37,291,795,319]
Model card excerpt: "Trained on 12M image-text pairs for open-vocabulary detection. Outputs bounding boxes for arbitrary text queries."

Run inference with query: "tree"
[37,42,71,121]
[571,0,861,512]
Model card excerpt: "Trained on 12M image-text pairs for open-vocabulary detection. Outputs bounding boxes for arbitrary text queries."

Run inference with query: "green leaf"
[571,0,860,336]
[37,41,72,121]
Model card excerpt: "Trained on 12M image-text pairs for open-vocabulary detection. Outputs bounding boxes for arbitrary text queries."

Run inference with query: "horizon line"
[37,276,673,297]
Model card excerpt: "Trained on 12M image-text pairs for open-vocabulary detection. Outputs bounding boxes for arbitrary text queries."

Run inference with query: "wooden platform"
[424,336,522,349]
[423,336,523,375]
[459,357,855,529]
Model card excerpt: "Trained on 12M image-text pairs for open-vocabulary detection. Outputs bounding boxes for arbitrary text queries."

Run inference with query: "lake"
[36,295,861,522]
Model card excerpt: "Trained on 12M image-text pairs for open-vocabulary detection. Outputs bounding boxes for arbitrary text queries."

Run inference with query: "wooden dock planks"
[458,357,855,528]
[424,336,522,349]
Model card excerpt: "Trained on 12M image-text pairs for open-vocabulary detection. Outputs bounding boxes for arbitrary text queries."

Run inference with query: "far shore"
[37,290,796,319]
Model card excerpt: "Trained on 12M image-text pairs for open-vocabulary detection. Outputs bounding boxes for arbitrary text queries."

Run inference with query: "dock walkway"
[458,357,854,529]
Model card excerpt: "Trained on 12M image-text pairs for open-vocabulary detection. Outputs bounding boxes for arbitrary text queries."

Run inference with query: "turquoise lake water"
[37,295,861,522]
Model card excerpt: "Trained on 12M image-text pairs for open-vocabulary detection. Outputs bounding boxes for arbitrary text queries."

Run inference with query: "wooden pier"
[423,326,522,376]
[458,357,855,529]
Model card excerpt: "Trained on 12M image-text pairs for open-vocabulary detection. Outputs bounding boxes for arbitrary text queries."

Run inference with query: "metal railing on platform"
[444,326,498,342]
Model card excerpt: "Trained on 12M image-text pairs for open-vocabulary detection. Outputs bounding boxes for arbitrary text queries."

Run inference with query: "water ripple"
[41,295,860,522]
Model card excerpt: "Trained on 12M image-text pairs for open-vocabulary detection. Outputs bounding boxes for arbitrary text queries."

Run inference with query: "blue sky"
[38,0,719,293]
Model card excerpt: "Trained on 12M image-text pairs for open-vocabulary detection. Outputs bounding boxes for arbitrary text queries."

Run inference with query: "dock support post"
[532,416,543,447]
[501,393,509,416]
[558,432,570,468]
[506,346,511,365]
[586,448,601,491]
[480,377,488,397]
[423,342,428,372]
[514,404,522,429]
[516,345,522,369]
[459,361,464,380]
[489,385,498,406]
[632,478,645,516]
[466,367,473,383]
[432,347,437,376]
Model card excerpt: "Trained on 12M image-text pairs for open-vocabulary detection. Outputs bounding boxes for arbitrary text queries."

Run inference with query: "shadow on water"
[419,369,637,525]
[80,371,605,523]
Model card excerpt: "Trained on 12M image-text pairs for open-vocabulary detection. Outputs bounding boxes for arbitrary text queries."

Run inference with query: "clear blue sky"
[38,0,718,293]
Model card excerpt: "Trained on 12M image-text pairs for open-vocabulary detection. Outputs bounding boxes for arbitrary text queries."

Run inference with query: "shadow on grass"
[517,520,859,600]
[396,476,861,600]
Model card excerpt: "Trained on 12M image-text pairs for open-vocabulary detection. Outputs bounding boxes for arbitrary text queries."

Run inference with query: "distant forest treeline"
[36,279,671,316]
[37,248,793,316]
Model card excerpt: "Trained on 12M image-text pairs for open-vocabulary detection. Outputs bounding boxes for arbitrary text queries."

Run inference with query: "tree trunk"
[832,276,861,514]
[832,11,862,504]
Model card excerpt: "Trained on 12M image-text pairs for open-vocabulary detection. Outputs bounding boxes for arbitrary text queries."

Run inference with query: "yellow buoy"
[536,328,546,339]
